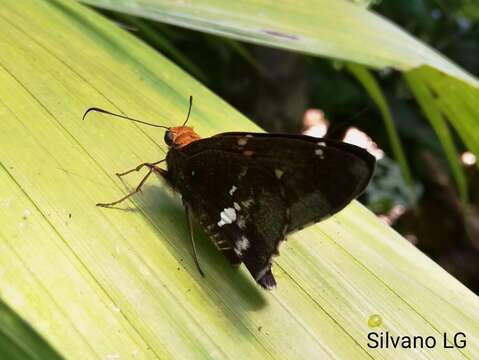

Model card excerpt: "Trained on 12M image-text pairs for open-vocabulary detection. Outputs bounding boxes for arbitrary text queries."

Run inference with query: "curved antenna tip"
[82,107,100,121]
[81,107,169,129]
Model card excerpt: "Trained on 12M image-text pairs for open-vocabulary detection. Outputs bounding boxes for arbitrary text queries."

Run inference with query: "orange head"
[164,126,201,149]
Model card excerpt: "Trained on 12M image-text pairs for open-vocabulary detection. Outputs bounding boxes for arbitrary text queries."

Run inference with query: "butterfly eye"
[164,130,174,146]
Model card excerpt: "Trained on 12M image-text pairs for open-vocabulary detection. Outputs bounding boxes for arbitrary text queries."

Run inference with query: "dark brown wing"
[167,133,375,289]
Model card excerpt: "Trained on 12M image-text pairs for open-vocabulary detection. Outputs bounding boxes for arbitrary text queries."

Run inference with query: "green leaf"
[346,63,413,188]
[406,66,479,170]
[457,0,479,20]
[116,13,210,83]
[1,1,479,359]
[405,69,469,204]
[0,299,64,360]
[79,0,477,80]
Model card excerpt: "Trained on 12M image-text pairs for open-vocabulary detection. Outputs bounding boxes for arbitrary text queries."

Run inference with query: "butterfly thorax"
[164,126,202,191]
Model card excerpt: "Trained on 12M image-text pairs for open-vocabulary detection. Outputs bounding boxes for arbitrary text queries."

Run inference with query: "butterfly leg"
[97,164,164,207]
[184,202,205,277]
[116,159,166,177]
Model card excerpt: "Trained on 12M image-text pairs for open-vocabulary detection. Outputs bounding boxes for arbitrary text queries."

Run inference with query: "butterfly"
[83,97,375,289]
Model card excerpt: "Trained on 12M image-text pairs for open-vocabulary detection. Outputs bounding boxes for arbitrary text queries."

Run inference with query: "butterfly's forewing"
[217,133,376,231]
[166,133,375,289]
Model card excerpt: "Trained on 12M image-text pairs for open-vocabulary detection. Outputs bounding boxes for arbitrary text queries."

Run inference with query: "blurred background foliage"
[88,0,479,293]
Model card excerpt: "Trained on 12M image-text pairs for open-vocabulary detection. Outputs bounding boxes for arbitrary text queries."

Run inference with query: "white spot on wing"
[237,216,246,229]
[274,169,284,179]
[263,280,276,290]
[241,198,255,209]
[255,265,271,281]
[317,141,326,147]
[315,148,325,159]
[229,185,237,196]
[237,137,249,146]
[217,207,236,227]
[234,236,250,256]
[233,202,241,211]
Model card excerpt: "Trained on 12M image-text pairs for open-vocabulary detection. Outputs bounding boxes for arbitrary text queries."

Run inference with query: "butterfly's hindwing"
[171,149,289,289]
[166,132,375,289]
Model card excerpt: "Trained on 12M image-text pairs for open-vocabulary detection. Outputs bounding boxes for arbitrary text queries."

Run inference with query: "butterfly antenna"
[82,107,169,130]
[182,96,193,126]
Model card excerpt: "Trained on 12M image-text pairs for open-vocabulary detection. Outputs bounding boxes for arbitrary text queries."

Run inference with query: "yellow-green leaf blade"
[405,70,468,204]
[80,0,478,85]
[0,1,478,359]
[347,63,413,188]
[407,66,479,167]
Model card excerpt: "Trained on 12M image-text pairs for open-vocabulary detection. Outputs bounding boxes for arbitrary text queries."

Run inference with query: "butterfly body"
[164,128,375,289]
